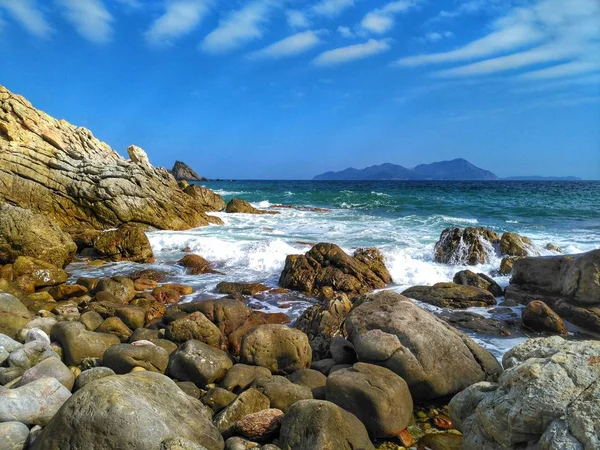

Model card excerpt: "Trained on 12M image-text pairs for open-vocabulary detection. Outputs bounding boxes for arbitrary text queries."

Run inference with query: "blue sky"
[0,0,599,179]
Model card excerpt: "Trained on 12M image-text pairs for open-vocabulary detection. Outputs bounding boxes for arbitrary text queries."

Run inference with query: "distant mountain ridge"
[313,158,498,181]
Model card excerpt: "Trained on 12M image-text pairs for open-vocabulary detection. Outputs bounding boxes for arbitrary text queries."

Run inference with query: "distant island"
[313,158,581,181]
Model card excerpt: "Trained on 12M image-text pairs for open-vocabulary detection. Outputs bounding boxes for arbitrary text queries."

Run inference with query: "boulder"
[279,400,374,450]
[178,254,218,275]
[0,293,33,338]
[6,340,58,372]
[0,85,214,231]
[286,369,327,399]
[0,203,76,267]
[216,282,269,296]
[103,342,170,374]
[152,286,181,305]
[171,161,203,181]
[500,232,536,257]
[521,300,568,335]
[96,317,133,342]
[127,145,152,169]
[402,282,497,308]
[0,377,71,426]
[165,312,226,348]
[214,388,270,436]
[0,422,29,450]
[438,310,514,336]
[325,362,413,438]
[453,270,503,297]
[233,408,284,442]
[505,250,600,333]
[225,199,276,215]
[295,293,352,360]
[202,387,238,412]
[344,291,502,401]
[329,337,357,365]
[220,364,272,393]
[240,325,311,375]
[16,357,75,391]
[48,284,88,301]
[280,243,390,299]
[11,256,68,288]
[50,321,120,366]
[251,375,313,412]
[450,337,600,450]
[434,227,500,265]
[184,185,226,212]
[181,298,251,337]
[31,372,224,450]
[92,224,155,263]
[114,305,146,330]
[95,277,136,303]
[168,340,232,386]
[499,256,522,275]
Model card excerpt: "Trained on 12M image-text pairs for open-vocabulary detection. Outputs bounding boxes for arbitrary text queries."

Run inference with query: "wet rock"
[131,269,169,283]
[178,254,219,275]
[214,388,270,436]
[450,337,600,450]
[233,408,284,442]
[434,227,500,265]
[453,270,503,297]
[165,312,226,348]
[134,278,159,291]
[0,377,71,426]
[225,199,277,215]
[184,185,226,212]
[345,291,502,401]
[31,372,224,450]
[0,203,77,268]
[216,282,269,296]
[500,232,536,257]
[499,256,522,275]
[279,243,390,298]
[522,300,568,335]
[240,324,311,375]
[251,375,313,412]
[202,387,238,412]
[16,357,75,391]
[403,283,496,308]
[279,400,374,450]
[438,311,514,336]
[220,364,272,393]
[168,340,233,386]
[152,286,182,305]
[50,321,120,366]
[103,342,170,374]
[93,224,155,263]
[0,293,33,338]
[325,362,413,438]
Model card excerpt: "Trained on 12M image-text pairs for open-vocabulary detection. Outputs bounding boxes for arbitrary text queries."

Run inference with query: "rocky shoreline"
[1,85,599,450]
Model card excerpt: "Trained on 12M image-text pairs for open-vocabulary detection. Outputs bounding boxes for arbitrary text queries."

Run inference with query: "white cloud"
[56,0,113,44]
[361,1,421,35]
[424,31,454,42]
[249,30,323,59]
[286,10,309,29]
[398,0,600,82]
[519,60,600,81]
[0,0,52,38]
[146,0,212,46]
[201,1,272,53]
[337,25,354,38]
[312,0,354,18]
[314,38,391,66]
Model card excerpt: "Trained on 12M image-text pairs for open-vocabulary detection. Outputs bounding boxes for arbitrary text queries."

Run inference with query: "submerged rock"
[434,227,500,265]
[403,282,497,308]
[178,254,218,275]
[0,85,214,230]
[279,243,391,298]
[344,291,502,401]
[225,199,278,215]
[31,372,224,450]
[450,337,600,450]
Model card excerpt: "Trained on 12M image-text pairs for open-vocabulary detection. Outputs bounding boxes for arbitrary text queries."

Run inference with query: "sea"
[69,180,600,359]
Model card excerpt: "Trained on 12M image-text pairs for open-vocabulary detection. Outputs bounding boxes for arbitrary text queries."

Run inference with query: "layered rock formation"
[0,85,214,231]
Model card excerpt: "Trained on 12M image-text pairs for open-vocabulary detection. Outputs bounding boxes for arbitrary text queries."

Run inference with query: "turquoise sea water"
[70,181,600,358]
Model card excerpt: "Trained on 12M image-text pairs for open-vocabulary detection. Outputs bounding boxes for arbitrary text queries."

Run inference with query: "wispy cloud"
[249,30,324,60]
[314,38,391,66]
[361,0,421,35]
[286,10,309,29]
[312,0,354,18]
[116,0,142,10]
[418,31,454,43]
[201,1,272,53]
[0,0,52,38]
[337,25,354,38]
[518,60,600,81]
[398,0,600,82]
[56,0,113,44]
[146,0,212,46]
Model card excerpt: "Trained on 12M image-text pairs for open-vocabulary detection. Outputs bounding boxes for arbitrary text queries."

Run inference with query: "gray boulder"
[220,364,272,393]
[31,372,223,450]
[16,357,75,391]
[0,294,33,339]
[449,336,600,450]
[168,340,232,387]
[103,342,169,374]
[0,377,71,425]
[325,362,413,438]
[0,422,29,450]
[214,388,270,437]
[251,375,313,412]
[279,399,374,450]
[344,291,502,401]
[50,321,120,366]
[73,367,115,391]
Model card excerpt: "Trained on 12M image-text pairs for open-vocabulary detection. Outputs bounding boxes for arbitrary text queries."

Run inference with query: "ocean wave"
[438,215,479,225]
[506,220,519,223]
[371,191,392,197]
[211,190,249,196]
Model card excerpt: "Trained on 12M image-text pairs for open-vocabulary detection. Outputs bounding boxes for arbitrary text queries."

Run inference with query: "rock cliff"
[0,85,214,231]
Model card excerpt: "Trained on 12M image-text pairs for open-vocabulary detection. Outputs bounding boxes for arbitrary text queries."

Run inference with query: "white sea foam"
[211,189,249,196]
[439,215,479,225]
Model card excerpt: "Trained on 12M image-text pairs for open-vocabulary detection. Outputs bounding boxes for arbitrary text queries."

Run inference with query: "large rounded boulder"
[92,224,155,263]
[343,291,502,401]
[183,185,226,212]
[31,371,224,450]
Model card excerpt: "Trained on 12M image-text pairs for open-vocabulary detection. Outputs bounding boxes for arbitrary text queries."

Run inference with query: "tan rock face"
[0,85,214,231]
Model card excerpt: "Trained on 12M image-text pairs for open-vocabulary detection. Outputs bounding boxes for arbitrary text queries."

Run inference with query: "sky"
[0,0,599,179]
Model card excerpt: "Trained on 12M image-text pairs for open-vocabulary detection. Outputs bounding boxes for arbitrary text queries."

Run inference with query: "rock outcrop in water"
[0,85,215,231]
[171,160,205,181]
[505,249,600,333]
